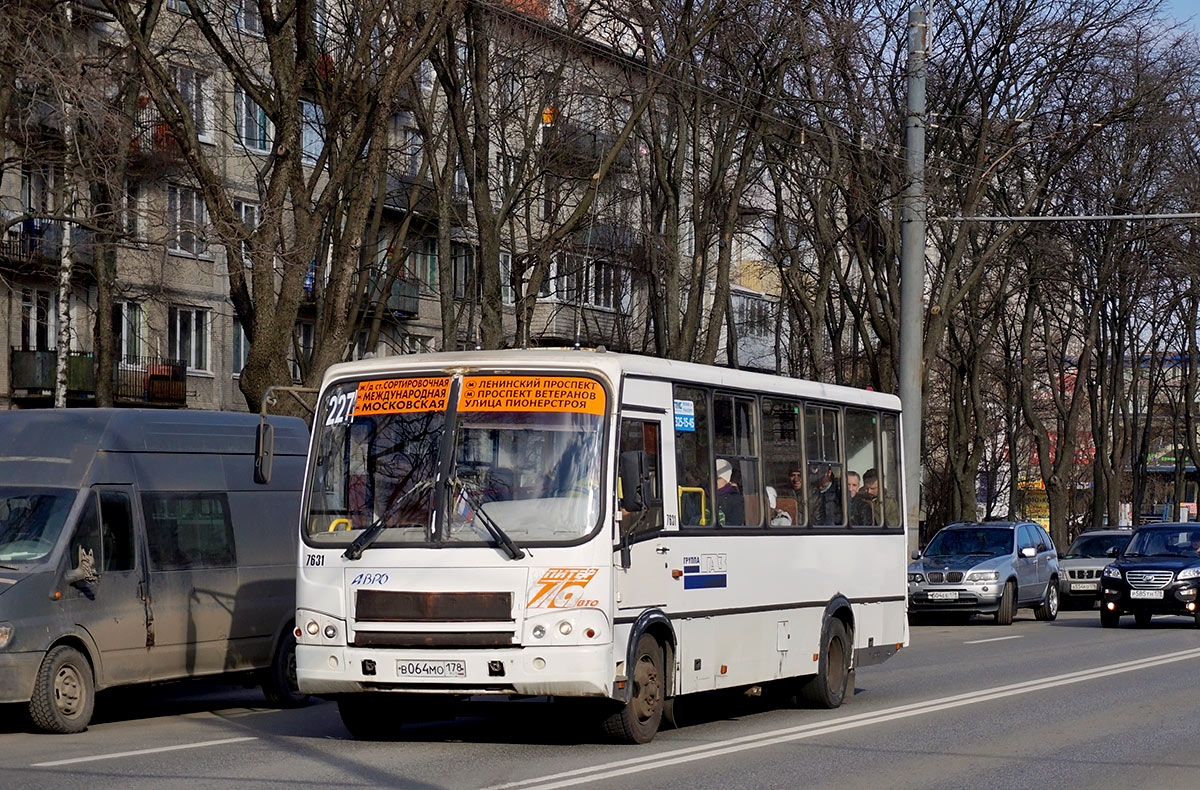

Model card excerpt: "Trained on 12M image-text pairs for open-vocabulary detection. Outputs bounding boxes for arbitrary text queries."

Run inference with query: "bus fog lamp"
[558,621,573,636]
[532,625,546,639]
[532,657,546,670]
[324,624,338,639]
[306,620,320,635]
[327,655,339,669]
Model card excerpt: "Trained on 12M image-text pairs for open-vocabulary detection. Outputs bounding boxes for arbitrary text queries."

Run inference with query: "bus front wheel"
[602,633,664,743]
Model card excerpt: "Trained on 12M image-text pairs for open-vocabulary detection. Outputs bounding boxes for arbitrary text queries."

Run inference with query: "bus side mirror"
[618,450,649,513]
[255,421,275,485]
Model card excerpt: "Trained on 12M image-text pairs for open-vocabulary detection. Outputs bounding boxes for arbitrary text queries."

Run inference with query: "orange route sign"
[458,375,605,415]
[352,377,451,416]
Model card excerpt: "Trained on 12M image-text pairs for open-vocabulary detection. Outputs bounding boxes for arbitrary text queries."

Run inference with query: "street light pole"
[900,7,927,555]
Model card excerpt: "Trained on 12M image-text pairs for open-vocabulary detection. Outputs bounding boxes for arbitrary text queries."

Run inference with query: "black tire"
[907,611,926,626]
[262,630,308,708]
[29,645,95,734]
[1100,607,1120,628]
[601,633,664,743]
[1134,611,1152,628]
[799,618,852,709]
[995,581,1016,625]
[338,695,396,740]
[1035,580,1059,621]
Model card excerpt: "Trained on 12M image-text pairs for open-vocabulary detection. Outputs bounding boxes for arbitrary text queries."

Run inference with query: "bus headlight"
[532,625,546,639]
[558,621,573,636]
[0,622,13,650]
[306,620,320,636]
[324,625,338,639]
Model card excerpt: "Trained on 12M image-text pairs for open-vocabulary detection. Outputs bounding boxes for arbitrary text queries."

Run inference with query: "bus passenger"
[715,458,744,526]
[850,468,899,526]
[846,471,862,500]
[809,464,842,525]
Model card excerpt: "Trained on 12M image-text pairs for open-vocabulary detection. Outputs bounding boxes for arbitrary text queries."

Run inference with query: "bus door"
[614,413,673,613]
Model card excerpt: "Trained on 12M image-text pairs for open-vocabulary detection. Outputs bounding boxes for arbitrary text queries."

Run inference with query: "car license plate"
[928,591,959,601]
[1070,583,1096,592]
[1129,589,1164,600]
[396,660,467,678]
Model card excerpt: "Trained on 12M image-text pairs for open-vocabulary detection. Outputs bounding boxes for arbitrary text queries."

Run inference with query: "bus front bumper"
[297,643,613,698]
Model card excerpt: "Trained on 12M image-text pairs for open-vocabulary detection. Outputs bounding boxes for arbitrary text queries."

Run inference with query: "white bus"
[293,349,908,743]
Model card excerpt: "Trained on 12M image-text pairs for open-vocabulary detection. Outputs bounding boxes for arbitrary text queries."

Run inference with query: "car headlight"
[1102,566,1121,579]
[966,571,999,582]
[0,622,13,650]
[908,573,925,583]
[1178,568,1200,581]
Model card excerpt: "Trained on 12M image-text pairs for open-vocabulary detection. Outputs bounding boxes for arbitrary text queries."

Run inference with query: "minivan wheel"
[262,630,308,708]
[29,645,95,734]
[1035,581,1059,621]
[995,581,1016,625]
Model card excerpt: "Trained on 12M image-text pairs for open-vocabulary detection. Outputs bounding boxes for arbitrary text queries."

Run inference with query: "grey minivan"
[0,409,308,733]
[908,521,1060,624]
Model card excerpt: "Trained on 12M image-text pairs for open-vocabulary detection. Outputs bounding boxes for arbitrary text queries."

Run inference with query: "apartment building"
[0,0,783,412]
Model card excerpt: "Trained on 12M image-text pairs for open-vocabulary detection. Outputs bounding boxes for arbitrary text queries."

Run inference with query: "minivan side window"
[68,491,135,573]
[143,492,236,570]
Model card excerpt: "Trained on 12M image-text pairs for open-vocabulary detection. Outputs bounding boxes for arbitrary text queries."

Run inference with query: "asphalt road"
[4,607,1199,790]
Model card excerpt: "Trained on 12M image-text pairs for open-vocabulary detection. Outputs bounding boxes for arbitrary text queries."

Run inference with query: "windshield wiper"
[451,479,525,560]
[343,479,434,561]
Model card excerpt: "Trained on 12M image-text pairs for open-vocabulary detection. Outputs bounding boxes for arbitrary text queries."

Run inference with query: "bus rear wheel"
[799,618,852,709]
[602,634,664,743]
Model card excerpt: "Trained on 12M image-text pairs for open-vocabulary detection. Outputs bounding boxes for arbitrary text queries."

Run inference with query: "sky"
[1163,0,1199,31]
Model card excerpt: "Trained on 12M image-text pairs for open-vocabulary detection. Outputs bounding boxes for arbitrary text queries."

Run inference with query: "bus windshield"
[305,374,607,549]
[0,487,77,565]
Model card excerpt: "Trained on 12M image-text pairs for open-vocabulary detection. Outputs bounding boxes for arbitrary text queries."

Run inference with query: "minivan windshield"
[1123,527,1200,558]
[0,487,77,564]
[1064,532,1131,559]
[924,526,1013,558]
[306,373,607,550]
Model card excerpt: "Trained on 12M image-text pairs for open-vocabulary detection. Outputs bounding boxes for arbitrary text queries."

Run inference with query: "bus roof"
[320,349,902,412]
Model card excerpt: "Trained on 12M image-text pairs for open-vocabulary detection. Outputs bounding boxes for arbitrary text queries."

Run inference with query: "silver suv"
[1057,528,1133,609]
[908,521,1060,624]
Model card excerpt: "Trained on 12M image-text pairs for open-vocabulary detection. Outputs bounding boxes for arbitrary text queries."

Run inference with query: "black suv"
[1100,522,1200,628]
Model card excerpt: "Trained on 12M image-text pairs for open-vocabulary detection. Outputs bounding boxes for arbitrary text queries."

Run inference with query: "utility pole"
[900,7,927,555]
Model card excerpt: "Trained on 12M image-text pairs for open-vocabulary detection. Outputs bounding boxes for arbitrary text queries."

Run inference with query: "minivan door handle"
[137,580,147,601]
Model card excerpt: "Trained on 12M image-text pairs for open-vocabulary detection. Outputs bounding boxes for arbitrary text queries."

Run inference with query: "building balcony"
[573,221,637,255]
[9,350,187,407]
[543,120,633,176]
[128,104,187,168]
[0,220,94,273]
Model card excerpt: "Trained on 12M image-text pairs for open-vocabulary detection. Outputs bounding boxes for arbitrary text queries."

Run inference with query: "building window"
[167,184,207,255]
[292,321,314,381]
[169,305,209,371]
[301,101,323,162]
[123,180,141,237]
[589,259,617,309]
[402,334,432,354]
[20,287,54,351]
[233,200,258,267]
[452,243,474,300]
[737,294,773,338]
[234,84,272,152]
[170,65,209,141]
[233,0,263,35]
[112,301,144,364]
[412,238,437,287]
[500,250,514,305]
[232,318,250,376]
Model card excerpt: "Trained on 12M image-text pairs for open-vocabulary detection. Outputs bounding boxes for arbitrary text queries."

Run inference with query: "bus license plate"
[928,591,958,600]
[1070,583,1096,592]
[396,660,467,678]
[1129,589,1163,599]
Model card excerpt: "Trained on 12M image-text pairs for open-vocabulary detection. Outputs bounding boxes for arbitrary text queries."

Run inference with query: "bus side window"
[805,405,844,526]
[674,386,712,527]
[618,418,662,536]
[713,394,761,527]
[762,397,803,527]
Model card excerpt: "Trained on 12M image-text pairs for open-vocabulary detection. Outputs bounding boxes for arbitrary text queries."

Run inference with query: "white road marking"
[481,647,1200,790]
[31,736,257,767]
[964,635,1024,644]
